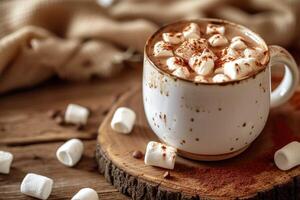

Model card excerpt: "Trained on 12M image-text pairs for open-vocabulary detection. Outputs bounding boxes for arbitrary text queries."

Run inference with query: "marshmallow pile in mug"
[153,23,266,83]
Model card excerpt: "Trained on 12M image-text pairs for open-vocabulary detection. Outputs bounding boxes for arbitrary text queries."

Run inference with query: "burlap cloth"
[0,0,299,94]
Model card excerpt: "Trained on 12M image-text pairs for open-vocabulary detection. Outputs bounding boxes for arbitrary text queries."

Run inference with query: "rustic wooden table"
[0,66,141,199]
[0,48,299,200]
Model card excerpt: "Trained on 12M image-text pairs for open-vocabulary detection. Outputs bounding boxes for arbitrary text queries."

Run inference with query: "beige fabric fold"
[0,0,299,94]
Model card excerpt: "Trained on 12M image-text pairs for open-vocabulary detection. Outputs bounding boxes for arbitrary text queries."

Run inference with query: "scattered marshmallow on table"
[20,173,53,200]
[208,34,228,47]
[153,41,173,57]
[144,141,177,170]
[223,57,257,80]
[166,56,186,71]
[56,138,84,167]
[71,188,99,200]
[0,151,13,174]
[111,107,136,134]
[162,32,184,44]
[172,67,190,79]
[274,141,300,171]
[65,104,90,125]
[182,23,201,39]
[206,24,225,35]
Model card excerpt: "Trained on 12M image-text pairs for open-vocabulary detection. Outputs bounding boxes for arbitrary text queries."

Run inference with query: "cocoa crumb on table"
[75,124,85,130]
[47,109,61,119]
[132,150,143,159]
[54,115,65,125]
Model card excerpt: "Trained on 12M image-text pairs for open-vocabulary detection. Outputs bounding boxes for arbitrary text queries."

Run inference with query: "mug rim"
[144,18,270,86]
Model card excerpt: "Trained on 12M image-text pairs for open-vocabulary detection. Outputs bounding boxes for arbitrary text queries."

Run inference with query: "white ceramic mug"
[143,19,299,161]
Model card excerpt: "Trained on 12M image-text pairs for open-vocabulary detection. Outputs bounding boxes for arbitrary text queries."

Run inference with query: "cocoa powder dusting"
[174,159,270,193]
[173,115,300,193]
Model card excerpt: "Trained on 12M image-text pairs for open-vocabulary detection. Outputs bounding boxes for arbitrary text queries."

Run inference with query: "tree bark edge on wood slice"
[95,86,300,200]
[96,144,300,200]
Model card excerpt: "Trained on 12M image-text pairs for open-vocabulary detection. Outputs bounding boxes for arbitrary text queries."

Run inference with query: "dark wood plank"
[0,66,141,199]
[0,48,299,200]
[0,67,141,145]
[0,141,128,199]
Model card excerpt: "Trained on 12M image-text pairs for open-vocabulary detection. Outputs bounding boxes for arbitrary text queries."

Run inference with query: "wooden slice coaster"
[96,86,300,200]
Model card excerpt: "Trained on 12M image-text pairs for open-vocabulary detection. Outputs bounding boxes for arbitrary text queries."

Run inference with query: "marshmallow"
[175,38,207,60]
[96,0,114,7]
[212,74,230,83]
[65,104,89,125]
[202,48,218,61]
[274,141,300,171]
[0,151,13,174]
[206,24,225,35]
[222,47,239,58]
[229,36,247,50]
[166,56,186,71]
[162,32,184,44]
[189,52,214,76]
[56,138,84,167]
[182,23,201,39]
[194,75,208,83]
[20,173,53,200]
[214,67,224,74]
[231,36,244,43]
[243,47,265,60]
[153,41,173,57]
[220,48,240,63]
[208,34,228,47]
[111,107,136,134]
[172,67,190,79]
[144,141,177,169]
[71,188,99,200]
[224,58,257,80]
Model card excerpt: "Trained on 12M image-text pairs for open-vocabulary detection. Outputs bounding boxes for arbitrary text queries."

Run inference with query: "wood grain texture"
[0,49,299,199]
[0,67,140,145]
[0,67,141,199]
[96,85,300,200]
[0,141,128,200]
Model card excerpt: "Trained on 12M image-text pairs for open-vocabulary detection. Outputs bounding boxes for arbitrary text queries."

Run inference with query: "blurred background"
[0,0,300,94]
[1,1,300,199]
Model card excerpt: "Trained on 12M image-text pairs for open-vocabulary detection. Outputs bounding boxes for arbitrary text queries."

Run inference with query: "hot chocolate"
[147,20,269,83]
[143,19,299,160]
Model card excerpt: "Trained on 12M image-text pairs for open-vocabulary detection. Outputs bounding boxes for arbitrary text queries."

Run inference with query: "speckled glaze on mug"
[143,19,299,161]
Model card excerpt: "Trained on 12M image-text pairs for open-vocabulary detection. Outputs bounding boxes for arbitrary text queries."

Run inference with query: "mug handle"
[269,45,299,108]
